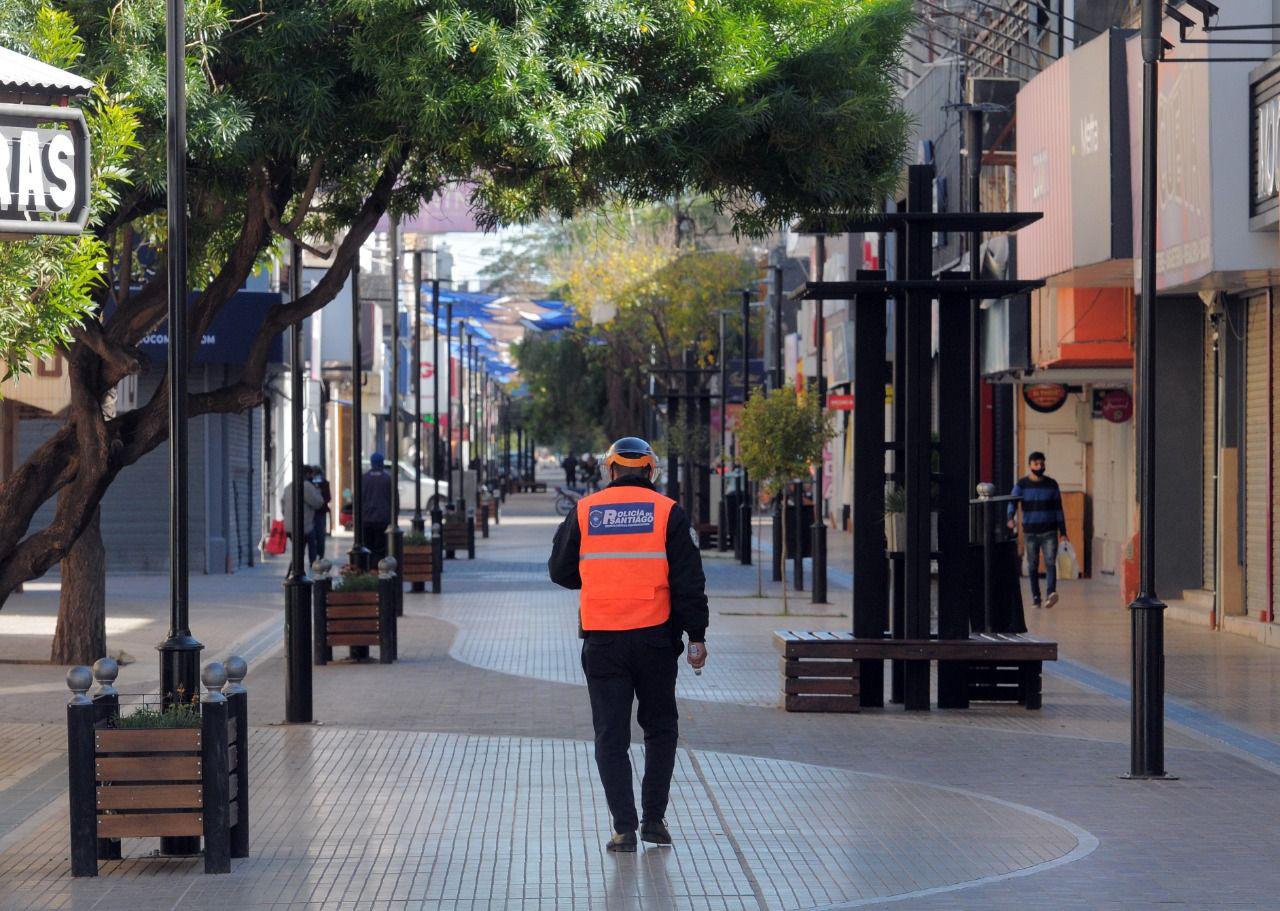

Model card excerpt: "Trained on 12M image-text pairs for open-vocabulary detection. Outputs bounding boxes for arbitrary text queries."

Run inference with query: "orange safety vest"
[576,485,675,631]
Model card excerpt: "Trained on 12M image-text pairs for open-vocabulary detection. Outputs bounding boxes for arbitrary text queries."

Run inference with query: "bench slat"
[784,694,859,713]
[781,658,858,678]
[785,678,860,696]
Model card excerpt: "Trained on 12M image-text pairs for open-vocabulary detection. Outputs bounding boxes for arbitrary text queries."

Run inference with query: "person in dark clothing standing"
[562,451,579,487]
[361,452,394,564]
[1007,451,1068,609]
[549,436,708,853]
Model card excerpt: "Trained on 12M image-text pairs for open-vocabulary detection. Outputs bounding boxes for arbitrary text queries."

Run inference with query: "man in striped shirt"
[1006,451,1068,609]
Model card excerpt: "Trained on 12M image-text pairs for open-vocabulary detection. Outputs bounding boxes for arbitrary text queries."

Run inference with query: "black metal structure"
[1129,0,1168,780]
[387,219,403,598]
[158,0,202,724]
[718,312,730,553]
[811,234,828,604]
[412,252,425,542]
[738,288,753,566]
[432,278,443,528]
[283,242,313,724]
[348,264,371,572]
[793,165,1043,711]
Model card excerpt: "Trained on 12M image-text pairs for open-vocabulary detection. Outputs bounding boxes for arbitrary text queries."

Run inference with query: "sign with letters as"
[0,104,90,236]
[587,503,655,536]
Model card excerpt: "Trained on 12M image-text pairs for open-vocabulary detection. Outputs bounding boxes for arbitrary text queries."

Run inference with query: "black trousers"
[581,632,679,834]
[361,524,388,565]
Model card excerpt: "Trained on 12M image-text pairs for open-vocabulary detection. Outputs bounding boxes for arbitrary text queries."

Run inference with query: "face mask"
[1030,467,1045,478]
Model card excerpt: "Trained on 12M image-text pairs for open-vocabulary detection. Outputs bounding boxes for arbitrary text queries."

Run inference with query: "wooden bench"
[774,630,1057,711]
[775,631,860,713]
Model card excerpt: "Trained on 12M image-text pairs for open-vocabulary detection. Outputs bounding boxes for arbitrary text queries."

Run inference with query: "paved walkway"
[2,486,1280,908]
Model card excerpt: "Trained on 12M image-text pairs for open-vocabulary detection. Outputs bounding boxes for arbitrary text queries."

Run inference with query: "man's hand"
[1006,519,1016,531]
[687,642,708,670]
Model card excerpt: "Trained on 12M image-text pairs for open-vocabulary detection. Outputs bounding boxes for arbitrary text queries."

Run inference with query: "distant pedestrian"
[582,453,602,492]
[310,466,331,564]
[281,471,324,563]
[1007,451,1068,609]
[361,452,394,564]
[562,451,579,487]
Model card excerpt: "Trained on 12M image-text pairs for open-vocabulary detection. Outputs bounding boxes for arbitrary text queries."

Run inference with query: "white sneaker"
[1044,592,1059,609]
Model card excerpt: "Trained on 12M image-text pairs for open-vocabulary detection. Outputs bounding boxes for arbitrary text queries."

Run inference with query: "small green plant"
[884,484,906,515]
[404,531,432,546]
[333,568,380,592]
[736,383,836,612]
[113,700,201,729]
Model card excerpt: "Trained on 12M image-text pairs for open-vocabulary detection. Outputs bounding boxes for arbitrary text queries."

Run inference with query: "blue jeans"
[1024,532,1058,603]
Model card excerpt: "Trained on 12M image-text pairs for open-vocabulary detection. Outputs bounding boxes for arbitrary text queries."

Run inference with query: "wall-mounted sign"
[827,394,854,411]
[1023,383,1069,413]
[0,104,90,236]
[1092,387,1133,423]
[1251,54,1280,230]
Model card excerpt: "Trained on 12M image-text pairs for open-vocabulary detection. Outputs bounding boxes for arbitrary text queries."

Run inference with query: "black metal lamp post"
[411,251,425,540]
[158,0,202,714]
[157,0,202,858]
[812,234,828,604]
[349,264,371,571]
[717,311,730,553]
[431,278,443,528]
[283,241,313,724]
[1128,0,1168,780]
[445,299,455,512]
[387,220,404,592]
[738,288,753,566]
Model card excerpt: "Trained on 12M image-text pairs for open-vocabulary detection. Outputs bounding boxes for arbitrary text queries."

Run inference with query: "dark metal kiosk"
[775,163,1058,713]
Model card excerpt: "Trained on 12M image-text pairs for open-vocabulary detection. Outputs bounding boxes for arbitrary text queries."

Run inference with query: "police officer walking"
[549,436,709,852]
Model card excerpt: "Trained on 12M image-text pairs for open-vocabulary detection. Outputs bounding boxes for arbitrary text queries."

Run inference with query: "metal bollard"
[66,666,98,877]
[91,659,122,861]
[377,558,398,664]
[223,656,250,859]
[200,663,231,874]
[312,560,333,666]
[431,524,443,594]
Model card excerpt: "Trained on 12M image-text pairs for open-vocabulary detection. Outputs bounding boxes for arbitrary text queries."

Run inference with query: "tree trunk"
[51,506,106,665]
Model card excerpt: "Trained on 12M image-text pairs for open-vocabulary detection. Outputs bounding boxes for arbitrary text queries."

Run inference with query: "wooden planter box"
[402,543,441,593]
[441,513,475,559]
[313,576,397,664]
[68,680,248,876]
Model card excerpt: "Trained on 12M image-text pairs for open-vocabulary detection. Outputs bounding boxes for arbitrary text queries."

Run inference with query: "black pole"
[812,236,828,604]
[349,264,371,571]
[739,289,752,566]
[388,220,403,573]
[158,0,201,712]
[432,278,443,526]
[284,242,313,723]
[773,264,784,392]
[412,252,425,537]
[967,108,984,542]
[158,0,201,857]
[1129,0,1168,780]
[718,312,729,552]
[445,303,454,509]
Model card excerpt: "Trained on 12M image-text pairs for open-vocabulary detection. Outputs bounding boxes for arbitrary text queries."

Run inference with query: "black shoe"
[606,831,637,853]
[640,820,672,846]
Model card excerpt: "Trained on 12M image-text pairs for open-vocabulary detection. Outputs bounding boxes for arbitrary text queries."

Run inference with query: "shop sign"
[827,394,854,411]
[1092,387,1133,423]
[1023,383,1068,413]
[0,104,90,236]
[1251,53,1280,230]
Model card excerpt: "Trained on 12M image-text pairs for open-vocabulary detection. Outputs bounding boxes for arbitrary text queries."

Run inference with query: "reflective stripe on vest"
[576,485,674,631]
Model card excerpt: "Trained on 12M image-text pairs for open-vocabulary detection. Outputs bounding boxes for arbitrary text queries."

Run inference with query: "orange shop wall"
[1031,286,1135,369]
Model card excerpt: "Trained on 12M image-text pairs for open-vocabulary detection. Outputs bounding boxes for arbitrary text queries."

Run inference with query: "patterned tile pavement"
[0,729,1087,911]
[4,488,1280,908]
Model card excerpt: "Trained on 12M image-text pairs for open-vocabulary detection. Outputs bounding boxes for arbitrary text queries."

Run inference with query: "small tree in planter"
[736,384,835,613]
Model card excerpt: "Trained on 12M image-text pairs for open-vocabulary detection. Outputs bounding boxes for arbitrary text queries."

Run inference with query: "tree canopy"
[0,0,913,607]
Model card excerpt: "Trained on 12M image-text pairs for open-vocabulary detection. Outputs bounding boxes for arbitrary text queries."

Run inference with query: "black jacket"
[548,476,708,643]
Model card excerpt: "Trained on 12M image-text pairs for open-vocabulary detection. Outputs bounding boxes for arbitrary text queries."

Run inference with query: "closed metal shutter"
[1204,318,1216,589]
[1246,296,1268,618]
[224,408,260,571]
